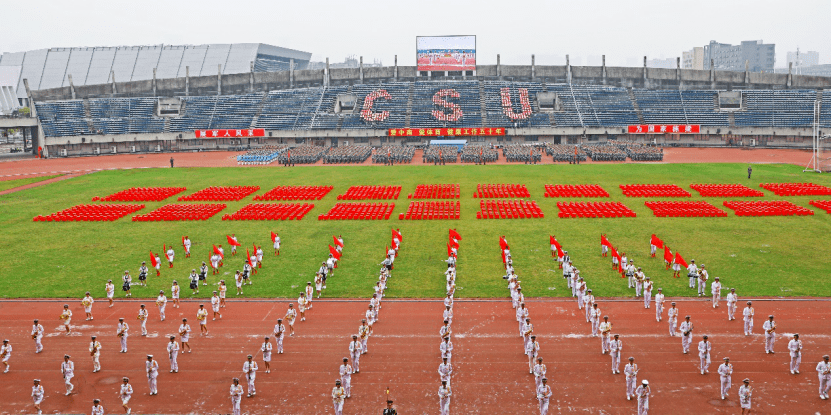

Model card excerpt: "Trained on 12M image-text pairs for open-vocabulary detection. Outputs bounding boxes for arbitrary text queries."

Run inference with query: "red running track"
[0,299,828,414]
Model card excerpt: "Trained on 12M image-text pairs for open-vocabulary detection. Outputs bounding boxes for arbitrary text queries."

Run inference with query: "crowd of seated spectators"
[372,146,416,165]
[422,146,458,165]
[502,144,543,164]
[544,143,588,163]
[278,145,328,165]
[323,145,372,164]
[580,144,627,161]
[460,144,499,164]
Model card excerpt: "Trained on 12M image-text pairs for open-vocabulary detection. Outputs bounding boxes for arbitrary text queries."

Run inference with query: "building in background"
[0,43,312,101]
[646,57,676,68]
[307,56,383,70]
[786,49,819,68]
[702,40,775,72]
[682,47,704,70]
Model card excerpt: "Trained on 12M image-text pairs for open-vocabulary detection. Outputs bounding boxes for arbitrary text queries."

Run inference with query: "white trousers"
[351,351,360,372]
[333,399,344,415]
[727,303,735,319]
[92,355,100,371]
[700,354,711,372]
[669,319,677,336]
[643,293,651,308]
[159,305,165,321]
[120,335,128,352]
[169,352,178,371]
[720,375,731,397]
[765,333,776,352]
[34,337,43,353]
[611,352,620,372]
[790,354,801,372]
[361,338,368,353]
[141,320,147,335]
[655,304,663,321]
[246,376,256,395]
[712,293,720,307]
[626,376,636,397]
[439,397,450,415]
[231,397,241,415]
[342,376,351,397]
[682,334,692,352]
[819,375,831,396]
[744,319,753,334]
[147,374,157,394]
[538,397,549,415]
[638,397,649,415]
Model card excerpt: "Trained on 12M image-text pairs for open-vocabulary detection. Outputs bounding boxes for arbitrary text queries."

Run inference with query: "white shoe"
[127,409,131,415]
[721,395,725,400]
[796,371,800,374]
[170,370,174,373]
[701,370,705,375]
[822,395,827,400]
[627,395,630,401]
[212,318,215,321]
[791,370,795,374]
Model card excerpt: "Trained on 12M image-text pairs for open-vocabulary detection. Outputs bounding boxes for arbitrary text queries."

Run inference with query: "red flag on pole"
[226,235,241,246]
[674,252,688,268]
[449,229,462,241]
[650,234,664,249]
[449,239,459,249]
[149,251,158,268]
[163,243,166,254]
[499,236,508,250]
[557,245,564,258]
[181,236,185,247]
[271,232,277,243]
[549,235,562,250]
[246,249,253,268]
[333,235,343,248]
[601,234,611,248]
[447,243,452,257]
[213,244,223,259]
[329,245,341,259]
[610,246,618,258]
[664,245,673,264]
[392,229,403,242]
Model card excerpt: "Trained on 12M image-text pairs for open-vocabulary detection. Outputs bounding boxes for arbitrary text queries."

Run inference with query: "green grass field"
[0,174,60,192]
[2,163,830,300]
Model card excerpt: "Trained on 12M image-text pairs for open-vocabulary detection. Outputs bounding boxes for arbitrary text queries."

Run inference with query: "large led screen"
[417,36,476,71]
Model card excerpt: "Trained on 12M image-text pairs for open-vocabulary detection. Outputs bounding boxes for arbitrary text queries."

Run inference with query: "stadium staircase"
[405,82,414,128]
[728,113,736,128]
[163,117,170,133]
[478,80,488,126]
[628,88,645,124]
[249,92,270,129]
[82,99,94,133]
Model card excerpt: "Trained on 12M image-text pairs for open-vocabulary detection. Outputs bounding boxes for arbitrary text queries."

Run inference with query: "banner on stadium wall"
[627,125,700,134]
[194,129,265,138]
[388,127,505,137]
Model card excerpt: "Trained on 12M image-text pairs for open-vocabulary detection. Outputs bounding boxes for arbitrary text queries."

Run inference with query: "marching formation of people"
[323,145,372,164]
[544,143,587,163]
[580,144,628,161]
[278,145,327,166]
[459,143,498,164]
[236,145,289,165]
[422,146,458,164]
[608,139,664,161]
[372,146,415,165]
[437,229,461,415]
[502,144,543,164]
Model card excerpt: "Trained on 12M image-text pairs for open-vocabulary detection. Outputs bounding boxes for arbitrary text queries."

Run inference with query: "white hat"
[642,380,649,385]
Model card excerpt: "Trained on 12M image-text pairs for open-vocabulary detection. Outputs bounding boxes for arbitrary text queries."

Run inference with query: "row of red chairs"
[690,184,764,197]
[620,184,692,197]
[178,186,260,201]
[319,203,395,220]
[132,204,227,221]
[409,184,460,199]
[474,184,530,199]
[645,201,727,217]
[34,204,145,222]
[544,184,609,198]
[723,200,814,217]
[222,203,313,221]
[399,201,460,220]
[556,202,636,218]
[809,200,831,214]
[476,200,543,219]
[337,186,401,200]
[759,183,831,196]
[253,186,333,201]
[93,187,186,202]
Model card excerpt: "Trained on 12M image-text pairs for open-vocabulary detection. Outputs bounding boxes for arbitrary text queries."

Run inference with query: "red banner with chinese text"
[627,125,700,134]
[387,127,506,137]
[194,129,265,138]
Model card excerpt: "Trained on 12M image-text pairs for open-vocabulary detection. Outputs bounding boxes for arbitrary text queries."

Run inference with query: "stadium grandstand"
[6,51,831,170]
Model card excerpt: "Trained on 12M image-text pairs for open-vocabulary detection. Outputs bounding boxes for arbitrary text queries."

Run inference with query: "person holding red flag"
[449,229,461,242]
[650,234,663,258]
[153,252,162,276]
[165,244,175,268]
[227,234,239,256]
[182,236,191,258]
[272,232,280,256]
[673,252,688,279]
[600,234,611,257]
[663,246,673,270]
[549,235,559,258]
[333,235,344,254]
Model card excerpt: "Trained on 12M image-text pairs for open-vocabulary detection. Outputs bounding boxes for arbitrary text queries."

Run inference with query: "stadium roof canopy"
[0,43,311,99]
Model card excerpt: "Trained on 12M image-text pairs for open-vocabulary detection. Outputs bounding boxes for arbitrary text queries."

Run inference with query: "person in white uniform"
[106,280,115,308]
[60,304,72,335]
[537,378,552,415]
[117,318,129,353]
[438,357,452,387]
[686,260,699,289]
[680,316,694,354]
[788,334,803,374]
[667,303,678,336]
[183,236,191,258]
[642,277,652,308]
[332,380,346,415]
[711,277,722,308]
[243,355,258,397]
[82,292,95,321]
[610,334,623,374]
[230,378,243,416]
[583,290,594,323]
[599,316,612,354]
[817,355,831,399]
[1,339,11,373]
[119,377,133,414]
[739,378,752,414]
[273,233,281,255]
[697,265,709,297]
[339,358,353,398]
[32,319,44,353]
[718,357,733,400]
[262,337,273,374]
[440,337,453,364]
[533,357,547,389]
[635,380,650,415]
[743,301,754,335]
[92,399,104,415]
[136,304,148,336]
[698,335,711,374]
[726,288,738,320]
[32,379,44,415]
[62,355,75,395]
[590,304,601,336]
[179,319,191,353]
[624,357,639,400]
[438,380,452,415]
[156,291,167,321]
[89,336,102,373]
[167,336,179,373]
[273,320,285,354]
[145,355,159,395]
[763,315,776,353]
[349,335,361,373]
[171,281,180,309]
[654,288,664,322]
[526,335,540,373]
[211,292,221,320]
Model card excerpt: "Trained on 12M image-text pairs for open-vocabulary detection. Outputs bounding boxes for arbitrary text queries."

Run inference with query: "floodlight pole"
[804,100,822,173]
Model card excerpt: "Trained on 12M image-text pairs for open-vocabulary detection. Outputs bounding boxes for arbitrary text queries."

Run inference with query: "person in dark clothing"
[170,157,174,168]
[747,165,752,179]
[382,400,397,415]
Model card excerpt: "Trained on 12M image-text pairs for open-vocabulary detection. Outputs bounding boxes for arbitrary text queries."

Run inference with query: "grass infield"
[0,174,60,192]
[2,163,830,299]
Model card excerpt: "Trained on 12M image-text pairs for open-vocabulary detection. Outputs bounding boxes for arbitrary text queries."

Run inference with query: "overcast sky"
[4,0,829,68]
